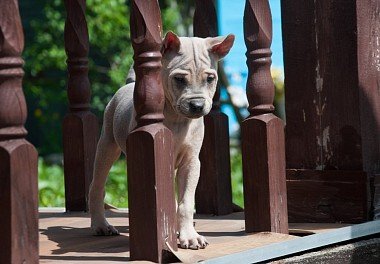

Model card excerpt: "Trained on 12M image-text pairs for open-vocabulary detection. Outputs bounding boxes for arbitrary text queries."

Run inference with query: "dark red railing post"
[281,0,378,223]
[63,0,99,211]
[193,0,233,215]
[127,0,177,262]
[242,0,288,233]
[0,0,38,262]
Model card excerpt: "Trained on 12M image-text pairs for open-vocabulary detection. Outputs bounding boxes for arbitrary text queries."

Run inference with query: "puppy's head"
[161,32,234,119]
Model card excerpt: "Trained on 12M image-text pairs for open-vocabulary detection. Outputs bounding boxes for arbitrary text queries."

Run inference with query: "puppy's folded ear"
[162,31,181,55]
[208,34,235,60]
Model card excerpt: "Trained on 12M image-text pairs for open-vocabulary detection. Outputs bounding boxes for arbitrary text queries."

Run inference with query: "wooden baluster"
[127,0,177,262]
[0,0,38,262]
[193,0,233,215]
[242,0,288,233]
[63,0,99,211]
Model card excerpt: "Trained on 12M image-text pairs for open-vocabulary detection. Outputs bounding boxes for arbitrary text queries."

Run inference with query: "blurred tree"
[19,0,280,155]
[20,0,191,155]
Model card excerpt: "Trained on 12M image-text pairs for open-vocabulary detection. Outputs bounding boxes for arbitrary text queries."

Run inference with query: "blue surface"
[218,0,283,73]
[217,0,283,134]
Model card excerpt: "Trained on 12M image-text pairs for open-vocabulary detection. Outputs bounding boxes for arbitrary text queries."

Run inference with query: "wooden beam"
[281,0,378,219]
[242,0,288,234]
[63,0,99,211]
[194,0,233,216]
[127,0,177,262]
[282,0,362,171]
[287,170,368,223]
[0,0,38,262]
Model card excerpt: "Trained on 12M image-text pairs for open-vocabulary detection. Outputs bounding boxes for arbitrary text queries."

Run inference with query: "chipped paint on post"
[303,109,306,122]
[373,35,380,72]
[313,1,333,171]
[370,5,380,72]
[315,61,324,93]
[315,126,332,170]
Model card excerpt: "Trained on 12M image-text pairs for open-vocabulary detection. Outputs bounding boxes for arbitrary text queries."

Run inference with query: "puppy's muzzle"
[177,96,209,119]
[189,99,205,114]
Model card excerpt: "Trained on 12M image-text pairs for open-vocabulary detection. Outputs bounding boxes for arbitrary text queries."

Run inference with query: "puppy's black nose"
[189,99,205,113]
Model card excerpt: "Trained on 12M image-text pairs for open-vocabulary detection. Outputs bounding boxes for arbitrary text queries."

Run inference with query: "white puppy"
[88,32,234,250]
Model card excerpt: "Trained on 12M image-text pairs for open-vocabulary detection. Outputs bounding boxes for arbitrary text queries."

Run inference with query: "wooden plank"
[126,1,177,262]
[287,170,367,223]
[282,0,362,170]
[282,0,371,221]
[317,0,362,170]
[203,220,380,264]
[289,222,351,236]
[39,210,129,263]
[63,0,99,211]
[172,233,296,263]
[242,0,288,234]
[38,209,355,263]
[281,0,319,169]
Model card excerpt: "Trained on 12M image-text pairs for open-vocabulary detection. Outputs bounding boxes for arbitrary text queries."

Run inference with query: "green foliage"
[230,150,244,207]
[38,158,128,207]
[38,151,244,208]
[272,68,285,119]
[104,159,129,207]
[21,0,185,155]
[23,0,276,210]
[38,159,65,207]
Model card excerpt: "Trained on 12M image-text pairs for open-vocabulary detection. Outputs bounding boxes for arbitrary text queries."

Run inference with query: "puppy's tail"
[125,63,136,84]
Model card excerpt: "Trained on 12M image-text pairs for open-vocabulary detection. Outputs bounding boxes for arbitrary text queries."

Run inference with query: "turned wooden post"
[127,0,177,262]
[193,0,233,215]
[63,0,99,211]
[242,0,288,233]
[0,0,38,262]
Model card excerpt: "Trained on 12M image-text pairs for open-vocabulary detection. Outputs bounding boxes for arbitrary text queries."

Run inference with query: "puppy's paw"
[91,220,119,236]
[178,228,208,250]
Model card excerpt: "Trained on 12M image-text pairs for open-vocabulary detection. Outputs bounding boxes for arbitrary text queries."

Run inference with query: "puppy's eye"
[174,76,187,85]
[207,75,215,83]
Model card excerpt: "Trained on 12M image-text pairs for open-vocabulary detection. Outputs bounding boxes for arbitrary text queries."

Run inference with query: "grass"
[38,151,244,208]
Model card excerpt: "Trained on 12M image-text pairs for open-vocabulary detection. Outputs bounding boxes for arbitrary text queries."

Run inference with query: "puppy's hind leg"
[89,129,121,235]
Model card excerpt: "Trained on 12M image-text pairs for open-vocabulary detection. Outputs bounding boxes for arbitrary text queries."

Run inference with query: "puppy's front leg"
[89,132,121,236]
[177,157,208,249]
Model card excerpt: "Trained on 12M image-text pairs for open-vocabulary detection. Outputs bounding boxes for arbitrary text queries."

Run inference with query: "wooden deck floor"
[39,209,348,263]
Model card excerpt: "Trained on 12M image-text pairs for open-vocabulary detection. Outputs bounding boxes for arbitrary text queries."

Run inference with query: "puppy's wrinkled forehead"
[166,37,216,73]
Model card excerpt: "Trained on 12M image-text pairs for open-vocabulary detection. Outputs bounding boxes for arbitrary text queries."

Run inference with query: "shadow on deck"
[39,209,350,263]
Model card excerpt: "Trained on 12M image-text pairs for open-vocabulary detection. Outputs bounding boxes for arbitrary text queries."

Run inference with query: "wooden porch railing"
[126,1,177,261]
[0,0,38,263]
[241,0,288,233]
[194,0,233,216]
[282,0,378,223]
[63,0,99,212]
[2,0,378,262]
